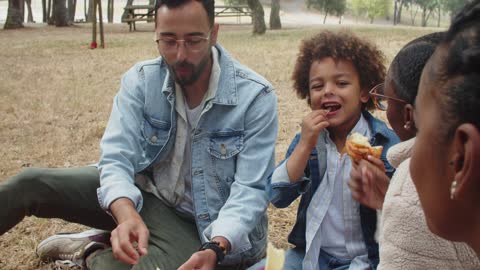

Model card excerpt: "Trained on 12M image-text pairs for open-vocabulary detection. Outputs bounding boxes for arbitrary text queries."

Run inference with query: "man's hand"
[178,249,217,270]
[109,198,149,265]
[348,156,389,210]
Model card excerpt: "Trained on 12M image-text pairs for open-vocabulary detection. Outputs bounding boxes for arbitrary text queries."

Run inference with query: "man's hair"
[154,0,215,27]
[389,32,444,105]
[291,30,386,110]
[430,0,480,140]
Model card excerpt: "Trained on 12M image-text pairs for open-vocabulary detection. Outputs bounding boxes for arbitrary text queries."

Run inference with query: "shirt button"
[151,135,158,142]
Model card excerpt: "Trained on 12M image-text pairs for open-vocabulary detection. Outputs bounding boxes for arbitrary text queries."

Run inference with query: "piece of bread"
[264,242,285,270]
[345,133,383,161]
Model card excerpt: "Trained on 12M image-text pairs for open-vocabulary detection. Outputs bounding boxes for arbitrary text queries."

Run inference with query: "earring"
[403,124,409,130]
[450,180,458,200]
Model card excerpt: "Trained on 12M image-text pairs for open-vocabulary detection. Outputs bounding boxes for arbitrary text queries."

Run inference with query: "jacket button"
[220,144,227,155]
[151,135,158,142]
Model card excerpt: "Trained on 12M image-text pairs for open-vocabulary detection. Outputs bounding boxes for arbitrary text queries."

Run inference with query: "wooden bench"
[215,5,252,24]
[122,4,155,32]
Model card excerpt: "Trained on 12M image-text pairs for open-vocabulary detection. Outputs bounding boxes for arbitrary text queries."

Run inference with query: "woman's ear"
[451,124,480,201]
[402,104,415,131]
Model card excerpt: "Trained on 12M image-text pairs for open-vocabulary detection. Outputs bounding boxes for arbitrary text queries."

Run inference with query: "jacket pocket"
[207,132,244,159]
[141,115,171,147]
[206,131,244,200]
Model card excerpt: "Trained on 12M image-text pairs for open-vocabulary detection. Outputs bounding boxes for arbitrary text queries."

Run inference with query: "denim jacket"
[267,111,399,268]
[96,44,278,265]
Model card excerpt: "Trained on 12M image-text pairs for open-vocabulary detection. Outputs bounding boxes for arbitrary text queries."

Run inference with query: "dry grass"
[0,22,439,269]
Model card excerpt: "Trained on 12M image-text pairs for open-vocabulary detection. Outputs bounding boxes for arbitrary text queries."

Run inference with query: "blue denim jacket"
[267,111,399,268]
[96,44,278,265]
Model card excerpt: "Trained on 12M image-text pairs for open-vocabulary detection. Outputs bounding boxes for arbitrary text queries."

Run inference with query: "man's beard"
[169,54,210,87]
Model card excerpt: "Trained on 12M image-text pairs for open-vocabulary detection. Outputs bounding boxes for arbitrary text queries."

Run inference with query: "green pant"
[0,167,202,270]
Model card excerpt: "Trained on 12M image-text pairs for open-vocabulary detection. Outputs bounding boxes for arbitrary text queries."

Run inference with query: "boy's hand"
[348,156,389,210]
[298,109,330,150]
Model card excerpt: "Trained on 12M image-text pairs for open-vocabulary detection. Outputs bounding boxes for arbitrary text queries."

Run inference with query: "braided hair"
[431,0,480,140]
[389,32,444,105]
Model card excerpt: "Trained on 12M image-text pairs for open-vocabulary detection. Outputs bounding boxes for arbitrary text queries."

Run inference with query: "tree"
[107,0,114,23]
[49,0,69,26]
[67,0,76,23]
[4,0,23,29]
[415,0,438,26]
[270,0,281,29]
[442,0,468,18]
[26,0,34,22]
[307,0,346,24]
[349,0,389,23]
[247,0,267,34]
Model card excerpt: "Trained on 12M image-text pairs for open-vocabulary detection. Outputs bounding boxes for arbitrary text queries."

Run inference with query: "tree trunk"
[42,0,47,22]
[107,0,114,23]
[397,1,404,24]
[323,10,328,24]
[20,0,25,22]
[25,0,34,22]
[410,6,418,26]
[247,0,266,35]
[4,0,24,29]
[437,5,441,27]
[67,0,76,23]
[393,0,397,25]
[269,0,281,29]
[421,6,426,26]
[47,0,53,24]
[122,0,134,21]
[53,0,69,26]
[87,0,94,22]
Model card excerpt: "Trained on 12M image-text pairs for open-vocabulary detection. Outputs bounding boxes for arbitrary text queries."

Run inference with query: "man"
[0,0,278,269]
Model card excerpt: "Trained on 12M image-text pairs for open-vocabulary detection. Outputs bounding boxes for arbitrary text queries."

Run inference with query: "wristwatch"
[198,241,227,263]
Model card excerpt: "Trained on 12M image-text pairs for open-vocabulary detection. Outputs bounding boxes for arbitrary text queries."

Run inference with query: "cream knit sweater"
[377,138,480,270]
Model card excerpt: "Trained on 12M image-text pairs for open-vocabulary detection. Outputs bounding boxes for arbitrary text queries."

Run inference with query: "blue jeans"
[247,247,351,270]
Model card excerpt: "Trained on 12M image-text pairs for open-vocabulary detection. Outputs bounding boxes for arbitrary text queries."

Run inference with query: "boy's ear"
[452,124,480,202]
[360,88,370,104]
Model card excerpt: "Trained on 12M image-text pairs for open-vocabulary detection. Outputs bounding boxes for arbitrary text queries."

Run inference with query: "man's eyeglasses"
[155,31,211,54]
[369,83,408,111]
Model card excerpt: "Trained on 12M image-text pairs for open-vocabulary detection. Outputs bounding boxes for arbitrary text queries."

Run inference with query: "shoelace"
[55,259,81,269]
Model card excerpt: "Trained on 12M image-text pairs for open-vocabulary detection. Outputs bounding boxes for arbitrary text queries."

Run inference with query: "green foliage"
[307,0,347,16]
[348,0,390,21]
[224,0,248,5]
[442,0,470,14]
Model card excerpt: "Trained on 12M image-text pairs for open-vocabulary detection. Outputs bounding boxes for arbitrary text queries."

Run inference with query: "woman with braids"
[410,0,480,258]
[349,31,480,269]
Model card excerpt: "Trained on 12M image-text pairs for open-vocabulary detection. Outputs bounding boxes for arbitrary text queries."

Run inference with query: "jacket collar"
[363,111,393,145]
[160,44,238,106]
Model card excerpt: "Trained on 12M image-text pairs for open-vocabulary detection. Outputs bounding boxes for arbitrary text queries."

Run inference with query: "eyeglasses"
[369,83,408,111]
[155,31,211,54]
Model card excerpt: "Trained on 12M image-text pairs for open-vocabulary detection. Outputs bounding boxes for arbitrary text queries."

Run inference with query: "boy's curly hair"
[292,31,386,110]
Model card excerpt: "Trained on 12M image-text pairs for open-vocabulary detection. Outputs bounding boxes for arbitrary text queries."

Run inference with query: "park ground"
[0,22,439,269]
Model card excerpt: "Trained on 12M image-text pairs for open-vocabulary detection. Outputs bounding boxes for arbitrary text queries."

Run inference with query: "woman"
[410,0,480,257]
[349,30,480,268]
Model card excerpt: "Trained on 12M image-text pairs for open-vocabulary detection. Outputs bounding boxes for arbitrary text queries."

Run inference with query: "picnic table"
[122,4,253,31]
[215,5,252,24]
[122,4,155,32]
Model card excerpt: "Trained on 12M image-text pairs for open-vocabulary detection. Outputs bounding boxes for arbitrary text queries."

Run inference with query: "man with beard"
[0,0,278,269]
